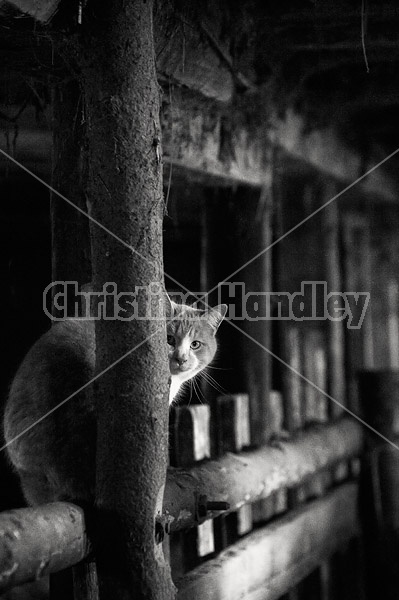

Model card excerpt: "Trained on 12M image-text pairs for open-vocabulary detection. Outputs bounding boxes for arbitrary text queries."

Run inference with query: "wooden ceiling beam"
[0,0,60,22]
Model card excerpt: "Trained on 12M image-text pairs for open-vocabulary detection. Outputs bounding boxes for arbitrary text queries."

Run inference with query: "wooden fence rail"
[0,418,362,592]
[165,417,362,532]
[0,503,89,591]
[176,483,360,600]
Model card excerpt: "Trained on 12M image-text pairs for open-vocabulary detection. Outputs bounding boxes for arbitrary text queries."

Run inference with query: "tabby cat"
[3,301,227,505]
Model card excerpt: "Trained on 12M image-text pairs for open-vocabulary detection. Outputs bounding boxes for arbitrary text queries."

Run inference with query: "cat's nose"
[175,356,187,366]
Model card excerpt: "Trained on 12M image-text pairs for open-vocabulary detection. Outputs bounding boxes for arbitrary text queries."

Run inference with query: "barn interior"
[1,1,399,599]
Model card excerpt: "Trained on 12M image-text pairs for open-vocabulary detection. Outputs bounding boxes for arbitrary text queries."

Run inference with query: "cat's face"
[166,302,227,401]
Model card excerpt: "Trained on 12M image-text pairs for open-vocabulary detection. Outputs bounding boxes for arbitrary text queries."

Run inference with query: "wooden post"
[342,213,373,412]
[80,1,175,599]
[323,192,345,417]
[201,184,273,447]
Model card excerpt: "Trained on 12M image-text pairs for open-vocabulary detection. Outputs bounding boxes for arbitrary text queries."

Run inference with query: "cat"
[3,301,227,506]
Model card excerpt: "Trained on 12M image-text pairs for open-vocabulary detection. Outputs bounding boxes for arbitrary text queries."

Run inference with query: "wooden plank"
[217,394,252,538]
[200,185,273,445]
[342,213,373,411]
[217,394,250,454]
[176,483,360,600]
[174,404,214,562]
[303,329,328,424]
[237,505,253,536]
[197,520,215,557]
[0,421,363,591]
[283,327,303,432]
[323,197,346,417]
[155,9,234,103]
[0,0,60,21]
[174,405,211,467]
[388,279,399,369]
[163,418,363,533]
[253,391,287,525]
[161,87,270,186]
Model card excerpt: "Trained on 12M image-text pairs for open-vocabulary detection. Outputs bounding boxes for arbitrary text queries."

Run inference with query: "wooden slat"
[342,213,373,411]
[303,330,328,424]
[217,394,250,455]
[174,405,211,467]
[253,391,287,525]
[323,198,346,417]
[197,520,215,557]
[0,420,363,591]
[176,483,360,600]
[283,327,303,431]
[164,418,363,532]
[173,404,214,562]
[217,394,252,538]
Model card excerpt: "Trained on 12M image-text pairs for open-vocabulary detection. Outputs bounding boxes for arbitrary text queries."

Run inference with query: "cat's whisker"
[186,380,193,407]
[199,371,227,395]
[192,377,206,405]
[203,375,227,396]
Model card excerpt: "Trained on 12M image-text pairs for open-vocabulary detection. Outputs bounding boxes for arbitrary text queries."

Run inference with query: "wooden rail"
[176,483,359,600]
[164,417,363,532]
[0,418,362,592]
[0,503,89,591]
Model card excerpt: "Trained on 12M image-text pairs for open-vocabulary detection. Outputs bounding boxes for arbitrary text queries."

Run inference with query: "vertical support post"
[342,214,373,411]
[323,190,345,417]
[80,1,175,599]
[202,185,273,447]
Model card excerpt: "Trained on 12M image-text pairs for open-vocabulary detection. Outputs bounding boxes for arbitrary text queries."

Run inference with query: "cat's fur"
[3,301,226,505]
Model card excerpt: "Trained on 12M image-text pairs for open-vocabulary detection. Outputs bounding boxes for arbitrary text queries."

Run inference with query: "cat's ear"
[192,299,206,310]
[165,293,178,319]
[207,304,228,331]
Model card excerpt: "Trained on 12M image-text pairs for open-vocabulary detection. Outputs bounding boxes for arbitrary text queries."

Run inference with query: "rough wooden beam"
[0,0,60,21]
[276,109,398,201]
[161,87,270,186]
[155,9,234,103]
[0,419,363,592]
[163,418,363,533]
[0,503,89,591]
[176,483,360,600]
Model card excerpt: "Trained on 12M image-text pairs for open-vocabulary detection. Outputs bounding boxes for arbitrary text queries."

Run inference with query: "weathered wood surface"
[81,0,175,598]
[282,327,303,431]
[164,417,363,532]
[176,483,360,600]
[0,0,60,21]
[323,193,346,418]
[0,419,363,591]
[173,405,211,468]
[161,87,270,186]
[172,404,214,565]
[0,503,89,592]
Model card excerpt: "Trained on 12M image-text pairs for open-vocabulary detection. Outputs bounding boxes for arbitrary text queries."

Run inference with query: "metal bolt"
[197,494,230,518]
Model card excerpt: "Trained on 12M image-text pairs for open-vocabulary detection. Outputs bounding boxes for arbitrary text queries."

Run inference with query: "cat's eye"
[190,340,202,350]
[167,335,175,346]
